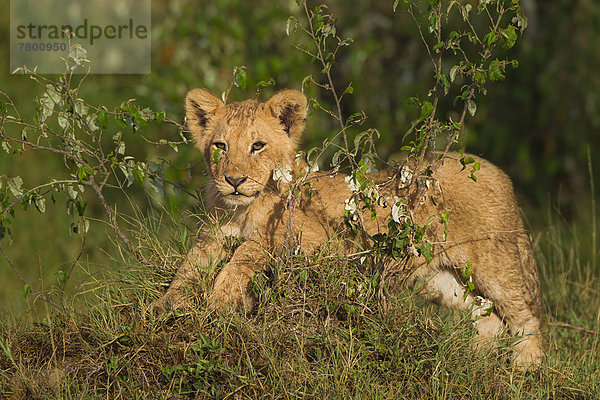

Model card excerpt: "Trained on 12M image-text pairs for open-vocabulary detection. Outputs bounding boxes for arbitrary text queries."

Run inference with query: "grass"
[0,202,598,399]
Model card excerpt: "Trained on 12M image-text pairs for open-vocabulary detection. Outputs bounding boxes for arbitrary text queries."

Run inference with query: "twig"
[301,1,355,169]
[88,176,137,256]
[0,243,28,285]
[548,321,599,336]
[1,179,81,219]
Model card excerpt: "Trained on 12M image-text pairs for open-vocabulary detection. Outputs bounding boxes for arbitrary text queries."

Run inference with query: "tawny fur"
[153,88,543,368]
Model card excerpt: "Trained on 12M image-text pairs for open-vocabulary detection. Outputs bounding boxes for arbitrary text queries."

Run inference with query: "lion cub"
[153,88,543,367]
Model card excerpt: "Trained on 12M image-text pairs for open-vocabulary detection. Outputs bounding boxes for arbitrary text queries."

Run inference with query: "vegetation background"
[0,0,598,398]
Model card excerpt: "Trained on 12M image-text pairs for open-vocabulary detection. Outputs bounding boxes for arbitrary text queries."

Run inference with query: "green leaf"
[449,65,460,83]
[467,100,477,117]
[460,156,475,171]
[234,68,247,90]
[441,210,450,224]
[39,93,55,123]
[77,166,93,181]
[474,70,486,85]
[66,185,78,200]
[420,101,434,120]
[489,59,505,81]
[469,161,481,182]
[74,100,89,117]
[420,241,433,264]
[500,26,517,49]
[485,31,497,47]
[441,74,451,93]
[256,79,275,89]
[346,112,365,126]
[7,177,23,197]
[132,169,144,186]
[212,148,222,164]
[57,270,67,285]
[514,8,528,33]
[34,197,46,213]
[115,114,129,129]
[23,283,30,299]
[462,261,472,280]
[68,44,88,66]
[461,156,475,166]
[286,16,298,36]
[461,4,472,20]
[57,113,69,131]
[132,110,149,128]
[98,109,109,129]
[155,110,165,123]
[76,200,87,217]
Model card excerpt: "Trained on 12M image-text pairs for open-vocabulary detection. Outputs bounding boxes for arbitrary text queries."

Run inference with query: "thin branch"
[0,179,81,218]
[302,1,355,169]
[88,176,136,256]
[60,234,87,301]
[0,243,28,285]
[0,132,93,170]
[548,321,599,336]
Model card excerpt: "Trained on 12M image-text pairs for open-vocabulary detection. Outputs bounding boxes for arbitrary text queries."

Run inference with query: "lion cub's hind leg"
[413,269,505,351]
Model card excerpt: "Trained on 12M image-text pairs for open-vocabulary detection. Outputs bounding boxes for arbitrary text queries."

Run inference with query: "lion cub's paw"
[513,336,544,369]
[150,290,190,316]
[209,272,254,313]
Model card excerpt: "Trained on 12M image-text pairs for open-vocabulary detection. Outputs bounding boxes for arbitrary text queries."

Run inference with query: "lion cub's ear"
[185,88,223,137]
[266,90,307,140]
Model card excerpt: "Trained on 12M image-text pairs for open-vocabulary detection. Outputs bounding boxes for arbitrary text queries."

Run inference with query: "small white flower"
[365,186,381,200]
[399,165,413,188]
[391,196,404,224]
[345,198,358,221]
[473,296,494,317]
[296,153,319,173]
[344,198,357,213]
[345,175,360,192]
[273,164,292,184]
[304,162,319,174]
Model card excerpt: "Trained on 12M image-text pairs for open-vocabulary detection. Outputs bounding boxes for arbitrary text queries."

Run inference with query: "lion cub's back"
[435,153,524,234]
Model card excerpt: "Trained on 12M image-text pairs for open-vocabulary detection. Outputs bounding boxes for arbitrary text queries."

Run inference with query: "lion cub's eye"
[213,142,227,151]
[251,142,265,153]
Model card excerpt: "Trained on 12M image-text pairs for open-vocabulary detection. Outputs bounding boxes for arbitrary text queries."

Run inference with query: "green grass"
[0,204,598,399]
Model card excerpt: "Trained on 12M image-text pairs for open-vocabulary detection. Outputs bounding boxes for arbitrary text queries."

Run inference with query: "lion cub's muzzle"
[225,175,248,195]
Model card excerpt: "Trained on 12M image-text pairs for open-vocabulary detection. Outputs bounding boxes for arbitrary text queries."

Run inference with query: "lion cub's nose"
[225,175,247,190]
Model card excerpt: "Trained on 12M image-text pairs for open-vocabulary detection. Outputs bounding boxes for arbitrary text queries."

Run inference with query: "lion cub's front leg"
[209,239,266,312]
[152,233,225,313]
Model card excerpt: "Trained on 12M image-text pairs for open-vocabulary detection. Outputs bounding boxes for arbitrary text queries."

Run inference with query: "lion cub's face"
[186,89,307,207]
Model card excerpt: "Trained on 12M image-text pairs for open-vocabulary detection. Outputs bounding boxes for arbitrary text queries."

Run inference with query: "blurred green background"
[0,0,598,313]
